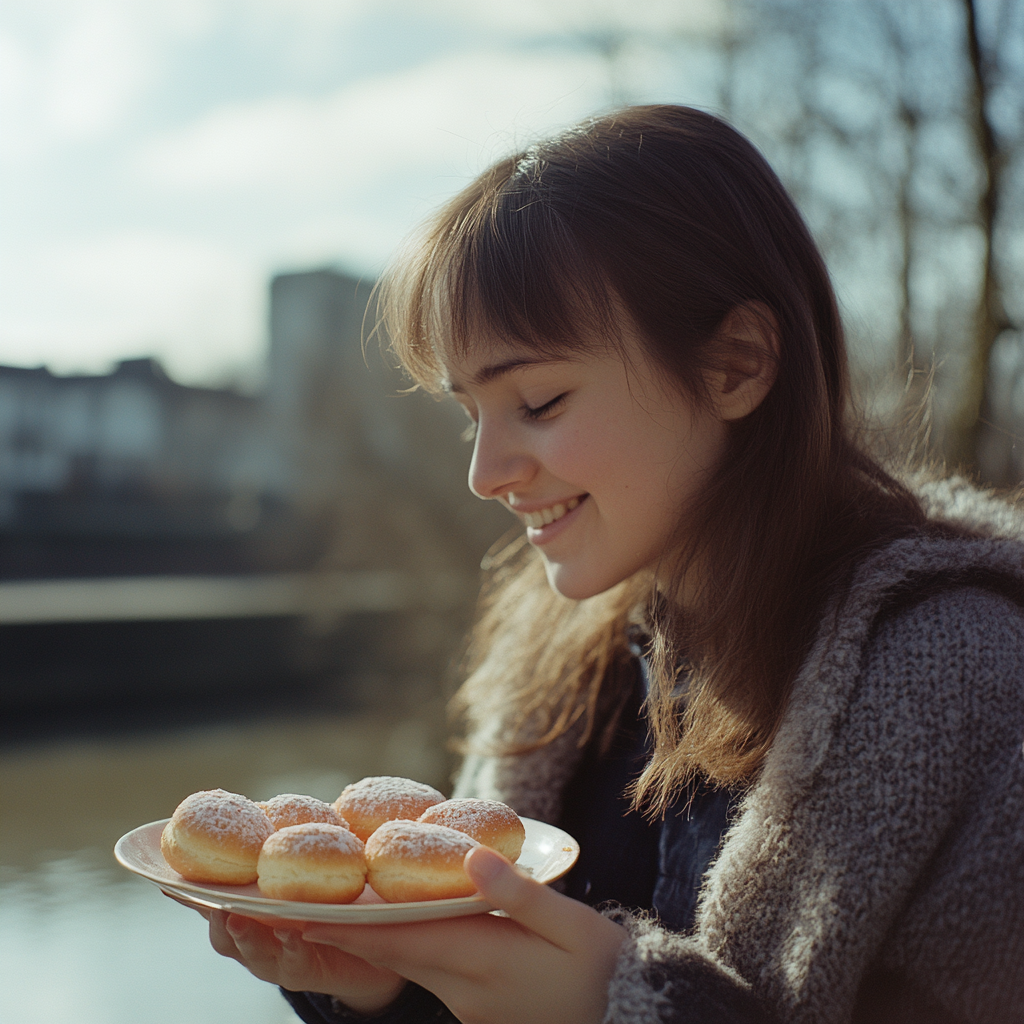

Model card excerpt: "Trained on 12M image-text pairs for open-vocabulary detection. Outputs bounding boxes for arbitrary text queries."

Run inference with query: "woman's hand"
[301,846,627,1024]
[196,905,405,1015]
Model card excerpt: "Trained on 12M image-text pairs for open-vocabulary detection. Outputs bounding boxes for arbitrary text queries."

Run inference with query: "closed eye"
[522,393,568,421]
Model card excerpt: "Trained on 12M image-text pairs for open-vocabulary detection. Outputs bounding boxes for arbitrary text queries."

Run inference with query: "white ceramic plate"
[114,817,579,924]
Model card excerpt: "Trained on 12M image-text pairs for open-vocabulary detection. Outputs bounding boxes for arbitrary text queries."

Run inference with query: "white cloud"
[0,1,177,158]
[137,48,608,196]
[45,7,156,139]
[1,36,614,383]
[2,0,715,383]
[130,47,612,277]
[432,0,734,38]
[0,30,37,163]
[0,0,371,154]
[0,233,263,383]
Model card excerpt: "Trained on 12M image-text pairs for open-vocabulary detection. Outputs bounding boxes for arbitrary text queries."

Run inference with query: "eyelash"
[460,393,567,442]
[522,393,568,421]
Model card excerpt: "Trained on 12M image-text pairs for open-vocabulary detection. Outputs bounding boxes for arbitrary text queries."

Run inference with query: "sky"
[0,0,730,387]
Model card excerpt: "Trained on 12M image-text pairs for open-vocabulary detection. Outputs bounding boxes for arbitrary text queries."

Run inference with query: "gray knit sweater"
[454,478,1024,1024]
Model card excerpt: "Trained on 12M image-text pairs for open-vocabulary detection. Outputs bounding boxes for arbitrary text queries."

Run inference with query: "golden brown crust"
[334,776,445,842]
[161,789,274,884]
[365,820,479,902]
[417,798,526,863]
[257,823,367,903]
[259,794,348,831]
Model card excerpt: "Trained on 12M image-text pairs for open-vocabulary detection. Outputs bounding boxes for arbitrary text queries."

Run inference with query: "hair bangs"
[380,155,620,392]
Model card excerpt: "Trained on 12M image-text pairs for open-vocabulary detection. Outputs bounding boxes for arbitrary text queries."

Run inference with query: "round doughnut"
[418,798,526,863]
[334,776,445,842]
[259,793,348,831]
[365,820,480,902]
[257,823,367,903]
[160,788,274,884]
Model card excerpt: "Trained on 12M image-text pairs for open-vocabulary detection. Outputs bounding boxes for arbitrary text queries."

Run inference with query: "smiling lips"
[519,496,583,529]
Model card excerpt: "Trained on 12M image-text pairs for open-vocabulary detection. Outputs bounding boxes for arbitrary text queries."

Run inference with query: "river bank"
[1,705,452,1024]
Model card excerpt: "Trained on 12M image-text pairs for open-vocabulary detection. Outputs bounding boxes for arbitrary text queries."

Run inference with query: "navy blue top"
[558,657,737,932]
[283,656,737,1022]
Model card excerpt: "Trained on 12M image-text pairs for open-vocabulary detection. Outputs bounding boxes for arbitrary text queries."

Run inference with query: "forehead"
[440,339,571,395]
[440,327,593,391]
[437,305,650,395]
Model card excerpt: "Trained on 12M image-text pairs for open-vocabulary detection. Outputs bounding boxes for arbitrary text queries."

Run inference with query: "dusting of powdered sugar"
[419,798,520,834]
[175,789,273,850]
[366,820,479,859]
[259,794,346,830]
[263,822,365,857]
[336,777,445,820]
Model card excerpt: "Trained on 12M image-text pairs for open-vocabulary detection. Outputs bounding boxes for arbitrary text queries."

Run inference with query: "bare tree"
[731,0,1022,479]
[946,0,1021,475]
[871,1,927,371]
[516,0,1024,478]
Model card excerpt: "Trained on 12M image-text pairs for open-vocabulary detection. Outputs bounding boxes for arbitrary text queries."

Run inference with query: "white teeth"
[522,497,582,529]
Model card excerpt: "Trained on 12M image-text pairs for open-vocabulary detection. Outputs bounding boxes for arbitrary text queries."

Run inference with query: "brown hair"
[379,105,926,812]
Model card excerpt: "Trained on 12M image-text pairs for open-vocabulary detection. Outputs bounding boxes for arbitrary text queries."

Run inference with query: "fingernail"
[465,846,505,884]
[274,928,295,944]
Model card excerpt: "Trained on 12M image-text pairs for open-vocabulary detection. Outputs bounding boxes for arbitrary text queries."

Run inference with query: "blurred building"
[0,268,509,709]
[0,357,270,499]
[267,268,386,502]
[0,271,404,580]
[0,356,310,580]
[0,266,509,581]
[264,269,508,577]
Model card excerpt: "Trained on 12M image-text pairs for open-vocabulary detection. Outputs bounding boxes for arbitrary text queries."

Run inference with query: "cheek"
[573,435,633,495]
[617,416,722,519]
[546,416,667,500]
[536,423,602,484]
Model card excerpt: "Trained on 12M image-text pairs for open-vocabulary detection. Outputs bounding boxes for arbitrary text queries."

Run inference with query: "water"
[0,709,451,1024]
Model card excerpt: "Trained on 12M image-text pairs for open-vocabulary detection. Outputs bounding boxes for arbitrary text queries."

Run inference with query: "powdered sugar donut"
[334,776,445,841]
[259,793,348,831]
[161,789,274,884]
[365,820,480,902]
[418,798,525,863]
[257,823,367,903]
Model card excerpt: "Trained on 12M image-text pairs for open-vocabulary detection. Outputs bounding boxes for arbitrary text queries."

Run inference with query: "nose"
[468,418,535,500]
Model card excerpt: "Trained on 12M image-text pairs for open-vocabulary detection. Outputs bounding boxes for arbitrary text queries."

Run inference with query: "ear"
[706,301,779,421]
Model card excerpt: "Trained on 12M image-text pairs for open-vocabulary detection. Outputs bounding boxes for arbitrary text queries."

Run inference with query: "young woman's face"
[444,331,729,600]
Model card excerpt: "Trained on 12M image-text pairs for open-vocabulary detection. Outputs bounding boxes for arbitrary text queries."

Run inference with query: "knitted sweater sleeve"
[600,586,1024,1024]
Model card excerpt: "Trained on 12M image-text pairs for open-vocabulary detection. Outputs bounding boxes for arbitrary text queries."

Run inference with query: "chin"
[543,560,628,601]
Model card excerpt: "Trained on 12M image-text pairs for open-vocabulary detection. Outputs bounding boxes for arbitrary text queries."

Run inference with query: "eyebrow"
[443,356,564,394]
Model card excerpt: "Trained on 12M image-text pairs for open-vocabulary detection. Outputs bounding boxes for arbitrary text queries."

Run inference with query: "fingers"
[213,914,311,990]
[301,921,429,966]
[303,847,608,965]
[463,846,604,952]
[199,906,404,1015]
[208,910,246,962]
[210,912,289,981]
[301,916,506,989]
[162,891,212,921]
[304,869,627,1024]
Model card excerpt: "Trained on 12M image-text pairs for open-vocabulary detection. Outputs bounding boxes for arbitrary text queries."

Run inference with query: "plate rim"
[114,816,579,922]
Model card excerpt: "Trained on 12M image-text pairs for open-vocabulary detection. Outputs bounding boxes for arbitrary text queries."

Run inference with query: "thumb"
[464,845,597,951]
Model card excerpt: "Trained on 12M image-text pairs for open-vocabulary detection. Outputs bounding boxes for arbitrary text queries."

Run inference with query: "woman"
[208,106,1024,1024]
